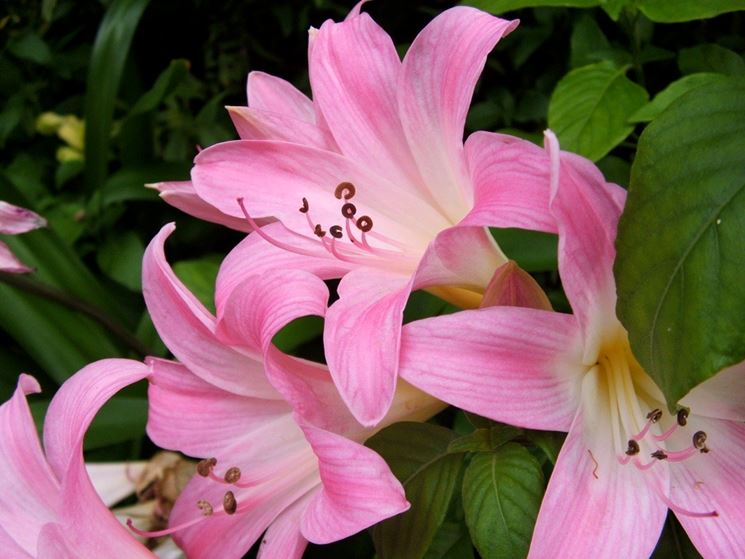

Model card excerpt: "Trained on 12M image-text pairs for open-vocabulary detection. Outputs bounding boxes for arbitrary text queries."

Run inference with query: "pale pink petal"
[324,269,412,426]
[399,8,518,220]
[35,524,77,559]
[399,307,584,431]
[148,181,255,232]
[460,132,556,233]
[544,130,627,360]
[0,241,33,273]
[86,462,147,507]
[679,359,745,422]
[669,417,745,556]
[413,225,505,292]
[0,525,33,558]
[300,422,409,543]
[0,201,46,234]
[142,223,278,398]
[215,222,350,310]
[257,493,313,559]
[228,106,337,150]
[191,140,449,241]
[146,358,302,469]
[247,71,316,123]
[529,407,667,558]
[344,1,367,20]
[0,375,59,555]
[310,13,427,201]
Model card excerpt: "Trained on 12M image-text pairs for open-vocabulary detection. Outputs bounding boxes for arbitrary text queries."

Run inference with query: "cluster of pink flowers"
[2,4,743,558]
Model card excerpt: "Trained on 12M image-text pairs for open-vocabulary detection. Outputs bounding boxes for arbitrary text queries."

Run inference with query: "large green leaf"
[97,231,145,292]
[126,59,191,118]
[678,44,745,77]
[423,522,474,559]
[639,0,745,22]
[462,0,598,12]
[173,256,221,313]
[462,444,544,559]
[84,0,150,193]
[447,425,522,454]
[615,78,745,407]
[629,73,728,123]
[548,61,648,161]
[367,423,465,559]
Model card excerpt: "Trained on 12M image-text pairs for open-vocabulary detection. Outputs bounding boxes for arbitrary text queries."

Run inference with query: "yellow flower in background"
[36,111,85,162]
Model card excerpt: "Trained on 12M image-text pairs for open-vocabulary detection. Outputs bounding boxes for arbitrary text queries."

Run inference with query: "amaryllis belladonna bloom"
[397,131,745,557]
[182,4,558,426]
[0,360,156,558]
[0,201,46,273]
[137,224,445,558]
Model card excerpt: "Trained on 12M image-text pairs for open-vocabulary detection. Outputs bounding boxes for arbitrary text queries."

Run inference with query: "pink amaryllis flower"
[0,359,156,558]
[138,224,445,558]
[397,131,745,557]
[184,5,557,426]
[0,201,46,273]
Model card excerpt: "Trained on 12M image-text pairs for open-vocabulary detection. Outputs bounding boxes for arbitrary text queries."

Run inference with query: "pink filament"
[631,419,653,442]
[653,423,679,442]
[126,515,208,538]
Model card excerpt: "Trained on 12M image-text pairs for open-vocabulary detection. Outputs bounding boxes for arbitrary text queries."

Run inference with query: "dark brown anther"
[693,431,708,451]
[625,440,640,456]
[341,202,357,218]
[676,408,689,426]
[313,224,327,238]
[299,197,309,213]
[651,450,668,460]
[224,467,242,484]
[329,225,343,239]
[356,215,373,232]
[223,491,237,515]
[646,409,663,423]
[334,181,356,200]
[197,499,214,516]
[196,457,217,477]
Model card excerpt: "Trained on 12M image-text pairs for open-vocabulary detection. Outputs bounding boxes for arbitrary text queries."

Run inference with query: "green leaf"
[273,316,324,354]
[127,59,191,118]
[629,73,728,123]
[491,228,558,272]
[462,444,544,559]
[548,61,648,161]
[448,425,522,454]
[639,0,745,22]
[601,0,635,20]
[570,15,629,69]
[97,231,145,291]
[367,423,464,559]
[461,0,599,13]
[84,0,150,193]
[678,44,745,77]
[8,33,52,65]
[615,78,745,408]
[172,256,221,313]
[524,430,565,465]
[423,521,475,559]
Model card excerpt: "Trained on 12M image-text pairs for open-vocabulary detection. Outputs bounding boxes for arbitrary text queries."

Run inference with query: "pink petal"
[146,358,301,470]
[544,130,627,360]
[529,408,667,558]
[0,525,33,558]
[0,241,33,273]
[461,132,556,233]
[257,493,313,559]
[324,269,412,426]
[228,106,337,150]
[148,181,256,232]
[0,201,46,234]
[299,422,409,543]
[0,375,59,555]
[480,260,553,310]
[215,222,350,310]
[247,71,316,123]
[310,13,427,201]
[399,8,518,221]
[679,359,745,422]
[669,417,745,556]
[142,223,278,398]
[399,307,584,431]
[191,140,448,241]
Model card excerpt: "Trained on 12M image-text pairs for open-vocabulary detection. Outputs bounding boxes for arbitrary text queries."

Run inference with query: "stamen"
[223,491,237,515]
[126,512,208,538]
[299,197,309,213]
[341,203,357,218]
[356,215,373,232]
[625,440,640,455]
[663,446,699,462]
[632,457,656,471]
[224,467,241,484]
[197,500,214,516]
[334,182,356,200]
[313,224,326,238]
[654,489,718,518]
[196,458,216,477]
[345,218,360,245]
[677,408,689,426]
[651,450,668,461]
[329,225,343,239]
[693,431,709,453]
[647,409,663,423]
[653,422,680,442]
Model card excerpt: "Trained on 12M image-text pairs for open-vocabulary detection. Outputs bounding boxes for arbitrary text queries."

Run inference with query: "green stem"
[0,272,150,357]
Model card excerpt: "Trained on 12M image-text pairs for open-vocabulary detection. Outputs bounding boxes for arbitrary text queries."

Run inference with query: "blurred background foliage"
[0,0,742,557]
